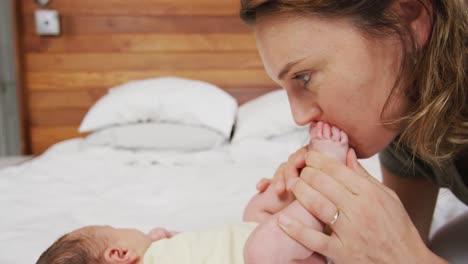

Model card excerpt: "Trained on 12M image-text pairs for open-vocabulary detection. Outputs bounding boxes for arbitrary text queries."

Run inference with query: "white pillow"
[85,123,226,151]
[79,77,238,138]
[232,89,307,142]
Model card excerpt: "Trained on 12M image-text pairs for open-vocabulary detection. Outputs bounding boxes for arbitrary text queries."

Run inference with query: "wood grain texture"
[26,70,274,91]
[31,126,85,154]
[25,52,264,71]
[30,109,87,127]
[23,0,241,16]
[15,1,276,155]
[23,16,249,35]
[30,90,105,109]
[24,34,256,53]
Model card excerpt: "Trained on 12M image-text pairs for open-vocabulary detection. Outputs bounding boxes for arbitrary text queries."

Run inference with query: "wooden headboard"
[12,0,277,155]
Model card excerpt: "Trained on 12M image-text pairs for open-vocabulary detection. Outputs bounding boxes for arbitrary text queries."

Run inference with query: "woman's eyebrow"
[277,57,307,80]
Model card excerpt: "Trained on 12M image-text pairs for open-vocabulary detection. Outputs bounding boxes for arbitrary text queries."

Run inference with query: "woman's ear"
[397,0,433,48]
[104,246,139,264]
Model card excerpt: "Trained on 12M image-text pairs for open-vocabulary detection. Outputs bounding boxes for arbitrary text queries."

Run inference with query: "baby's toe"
[331,126,341,141]
[340,131,349,144]
[323,123,331,139]
[311,121,324,140]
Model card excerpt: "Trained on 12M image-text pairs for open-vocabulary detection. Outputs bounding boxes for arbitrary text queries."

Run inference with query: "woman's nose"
[288,94,322,126]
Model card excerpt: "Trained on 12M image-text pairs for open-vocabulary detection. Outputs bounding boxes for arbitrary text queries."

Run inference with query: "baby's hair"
[36,228,106,264]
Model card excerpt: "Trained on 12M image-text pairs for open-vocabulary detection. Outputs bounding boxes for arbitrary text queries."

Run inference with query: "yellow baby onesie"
[143,222,258,264]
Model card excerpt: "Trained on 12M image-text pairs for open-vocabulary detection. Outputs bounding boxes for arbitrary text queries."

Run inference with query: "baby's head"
[36,226,152,264]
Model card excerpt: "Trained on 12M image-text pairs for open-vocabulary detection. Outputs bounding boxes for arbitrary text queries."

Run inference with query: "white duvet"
[0,138,466,264]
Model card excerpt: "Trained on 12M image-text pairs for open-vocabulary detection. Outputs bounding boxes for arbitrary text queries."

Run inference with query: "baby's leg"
[243,181,295,223]
[244,122,348,264]
[245,200,324,263]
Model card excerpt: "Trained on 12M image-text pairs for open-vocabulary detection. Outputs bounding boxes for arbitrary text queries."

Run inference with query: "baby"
[37,122,348,264]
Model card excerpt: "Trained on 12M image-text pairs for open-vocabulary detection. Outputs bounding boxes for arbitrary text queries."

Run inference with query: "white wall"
[0,0,21,156]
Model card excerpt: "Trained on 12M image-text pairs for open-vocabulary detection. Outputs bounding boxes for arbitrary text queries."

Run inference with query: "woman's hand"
[256,146,308,195]
[276,149,447,264]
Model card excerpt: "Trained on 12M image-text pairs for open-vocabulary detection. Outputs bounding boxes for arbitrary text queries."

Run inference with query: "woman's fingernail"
[278,214,291,227]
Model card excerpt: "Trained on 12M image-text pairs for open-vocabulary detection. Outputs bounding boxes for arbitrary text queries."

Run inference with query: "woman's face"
[254,14,408,158]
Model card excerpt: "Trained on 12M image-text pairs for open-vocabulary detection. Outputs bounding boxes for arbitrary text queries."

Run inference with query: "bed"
[1,79,467,264]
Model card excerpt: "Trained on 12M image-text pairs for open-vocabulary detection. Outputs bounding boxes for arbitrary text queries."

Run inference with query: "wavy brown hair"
[240,0,468,166]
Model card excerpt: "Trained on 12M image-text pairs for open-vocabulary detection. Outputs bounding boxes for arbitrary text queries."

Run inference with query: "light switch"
[34,10,60,36]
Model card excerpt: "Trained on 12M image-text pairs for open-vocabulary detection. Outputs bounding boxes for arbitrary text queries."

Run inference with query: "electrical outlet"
[34,10,60,36]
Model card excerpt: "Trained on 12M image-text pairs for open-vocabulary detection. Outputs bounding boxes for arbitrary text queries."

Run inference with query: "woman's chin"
[353,145,380,159]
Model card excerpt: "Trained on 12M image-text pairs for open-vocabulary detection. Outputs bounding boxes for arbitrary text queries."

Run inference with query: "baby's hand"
[256,146,308,195]
[147,227,179,242]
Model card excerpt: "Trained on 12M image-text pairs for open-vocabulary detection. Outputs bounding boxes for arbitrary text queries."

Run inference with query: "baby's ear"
[104,246,139,264]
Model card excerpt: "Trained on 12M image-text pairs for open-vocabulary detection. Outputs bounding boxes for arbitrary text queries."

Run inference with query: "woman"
[239,0,467,263]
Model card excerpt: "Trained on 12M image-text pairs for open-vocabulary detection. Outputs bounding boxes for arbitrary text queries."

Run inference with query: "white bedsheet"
[0,138,466,264]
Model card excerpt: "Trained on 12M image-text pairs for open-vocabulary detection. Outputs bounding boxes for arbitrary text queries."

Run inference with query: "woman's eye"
[293,73,312,86]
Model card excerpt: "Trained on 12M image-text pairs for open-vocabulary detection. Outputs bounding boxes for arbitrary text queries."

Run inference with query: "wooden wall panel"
[23,34,257,53]
[31,127,85,154]
[25,52,264,71]
[26,70,273,91]
[14,0,277,154]
[23,16,250,35]
[22,0,241,16]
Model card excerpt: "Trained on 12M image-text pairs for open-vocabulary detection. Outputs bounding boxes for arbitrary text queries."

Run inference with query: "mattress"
[0,138,466,264]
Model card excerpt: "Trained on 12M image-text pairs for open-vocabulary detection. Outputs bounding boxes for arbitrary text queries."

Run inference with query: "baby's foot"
[309,121,349,164]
